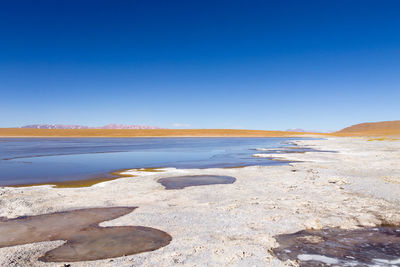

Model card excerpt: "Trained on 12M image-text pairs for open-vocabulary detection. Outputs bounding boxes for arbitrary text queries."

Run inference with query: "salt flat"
[0,137,399,266]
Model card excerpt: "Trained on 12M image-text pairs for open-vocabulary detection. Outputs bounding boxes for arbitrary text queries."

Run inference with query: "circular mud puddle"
[273,227,400,266]
[157,175,236,189]
[0,207,172,262]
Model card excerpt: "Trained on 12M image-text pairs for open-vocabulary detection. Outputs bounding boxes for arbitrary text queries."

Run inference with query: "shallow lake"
[0,137,309,186]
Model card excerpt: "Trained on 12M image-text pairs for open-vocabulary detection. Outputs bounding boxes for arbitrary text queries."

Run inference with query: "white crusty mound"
[0,138,400,266]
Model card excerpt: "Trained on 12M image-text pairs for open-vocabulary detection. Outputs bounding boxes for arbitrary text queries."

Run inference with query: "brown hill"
[335,120,400,136]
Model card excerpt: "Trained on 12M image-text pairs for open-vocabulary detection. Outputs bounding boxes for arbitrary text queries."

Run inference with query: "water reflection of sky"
[0,137,309,186]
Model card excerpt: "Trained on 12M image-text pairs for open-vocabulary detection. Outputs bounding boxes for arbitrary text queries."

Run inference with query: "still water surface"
[0,137,306,186]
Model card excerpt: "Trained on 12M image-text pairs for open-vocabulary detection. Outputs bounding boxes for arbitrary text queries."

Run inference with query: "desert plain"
[1,121,400,266]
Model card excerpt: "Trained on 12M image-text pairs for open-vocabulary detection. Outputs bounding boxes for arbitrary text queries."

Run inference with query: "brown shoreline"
[9,166,249,189]
[10,169,138,188]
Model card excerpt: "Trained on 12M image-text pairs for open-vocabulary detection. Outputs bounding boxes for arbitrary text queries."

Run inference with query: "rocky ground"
[0,137,399,266]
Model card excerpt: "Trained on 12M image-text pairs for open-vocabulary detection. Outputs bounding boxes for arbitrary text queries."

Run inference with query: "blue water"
[0,137,305,186]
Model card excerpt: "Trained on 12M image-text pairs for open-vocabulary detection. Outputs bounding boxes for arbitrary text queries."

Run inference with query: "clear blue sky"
[1,0,399,131]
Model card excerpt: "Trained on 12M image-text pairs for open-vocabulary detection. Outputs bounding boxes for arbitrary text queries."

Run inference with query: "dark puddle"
[273,227,400,266]
[0,207,172,262]
[157,175,236,190]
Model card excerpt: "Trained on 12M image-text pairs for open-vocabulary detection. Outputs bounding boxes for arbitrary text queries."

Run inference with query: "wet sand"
[0,137,400,266]
[11,169,139,188]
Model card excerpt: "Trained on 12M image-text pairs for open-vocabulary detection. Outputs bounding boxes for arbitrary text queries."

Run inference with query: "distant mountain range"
[21,124,162,129]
